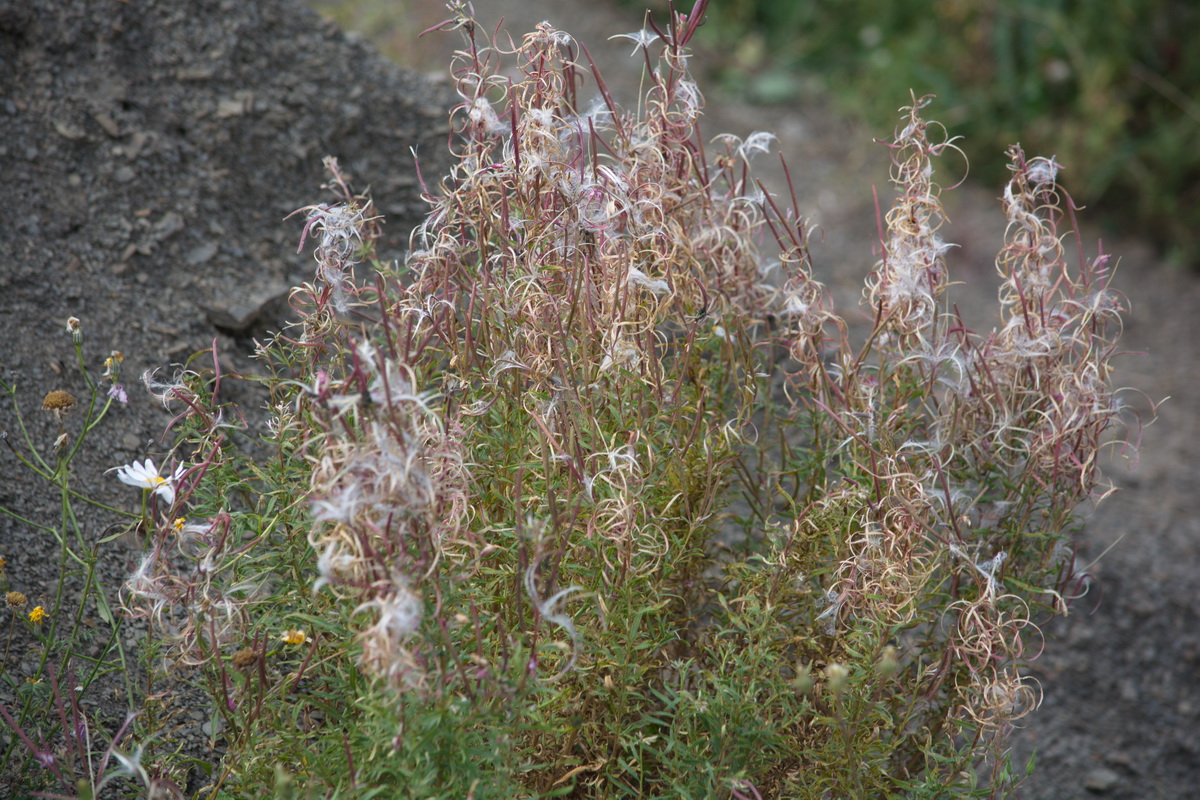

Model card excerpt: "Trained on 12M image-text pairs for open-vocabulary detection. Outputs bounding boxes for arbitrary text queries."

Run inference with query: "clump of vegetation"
[691,0,1199,265]
[1,2,1145,796]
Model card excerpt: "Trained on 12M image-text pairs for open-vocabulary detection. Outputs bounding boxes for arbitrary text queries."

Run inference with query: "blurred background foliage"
[658,0,1200,266]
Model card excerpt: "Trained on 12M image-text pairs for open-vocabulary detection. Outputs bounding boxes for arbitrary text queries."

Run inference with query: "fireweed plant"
[1,2,1147,797]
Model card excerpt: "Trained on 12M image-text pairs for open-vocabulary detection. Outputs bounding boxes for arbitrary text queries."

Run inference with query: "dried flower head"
[232,647,259,671]
[42,390,77,419]
[65,316,82,341]
[6,591,28,611]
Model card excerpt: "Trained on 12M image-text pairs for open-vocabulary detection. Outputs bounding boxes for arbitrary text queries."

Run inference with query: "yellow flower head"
[6,591,28,612]
[281,629,309,646]
[103,350,125,379]
[173,517,186,533]
[28,606,47,625]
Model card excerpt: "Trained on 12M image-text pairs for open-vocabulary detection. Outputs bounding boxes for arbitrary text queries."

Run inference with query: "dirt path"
[2,0,1195,796]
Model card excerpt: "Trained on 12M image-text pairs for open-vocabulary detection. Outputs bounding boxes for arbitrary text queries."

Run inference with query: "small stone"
[93,111,120,138]
[151,211,185,241]
[216,96,250,118]
[1104,751,1136,770]
[185,242,218,266]
[54,119,85,140]
[1084,767,1120,793]
[176,67,215,81]
[203,284,288,333]
[126,131,148,160]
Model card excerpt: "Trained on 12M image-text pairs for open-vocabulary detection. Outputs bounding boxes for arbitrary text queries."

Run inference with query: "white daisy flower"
[114,459,185,505]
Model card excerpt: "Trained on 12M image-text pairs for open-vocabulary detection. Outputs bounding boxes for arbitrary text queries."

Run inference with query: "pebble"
[185,242,219,266]
[1084,767,1120,793]
[202,284,289,333]
[152,211,185,240]
[94,111,121,137]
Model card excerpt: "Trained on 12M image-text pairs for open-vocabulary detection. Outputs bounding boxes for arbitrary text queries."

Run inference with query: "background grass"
[668,0,1200,267]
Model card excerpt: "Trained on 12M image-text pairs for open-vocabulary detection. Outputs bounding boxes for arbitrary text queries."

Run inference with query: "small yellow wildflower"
[173,517,186,533]
[281,629,309,646]
[0,556,7,571]
[28,606,47,625]
[103,350,125,379]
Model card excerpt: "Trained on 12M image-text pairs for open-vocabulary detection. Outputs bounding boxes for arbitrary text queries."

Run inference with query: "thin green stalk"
[77,612,128,703]
[0,384,53,475]
[33,500,72,683]
[0,443,134,520]
[57,559,98,686]
[1,613,16,676]
[0,504,59,535]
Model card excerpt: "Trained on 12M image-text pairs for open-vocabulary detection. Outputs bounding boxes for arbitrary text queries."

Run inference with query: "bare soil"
[1,0,1196,797]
